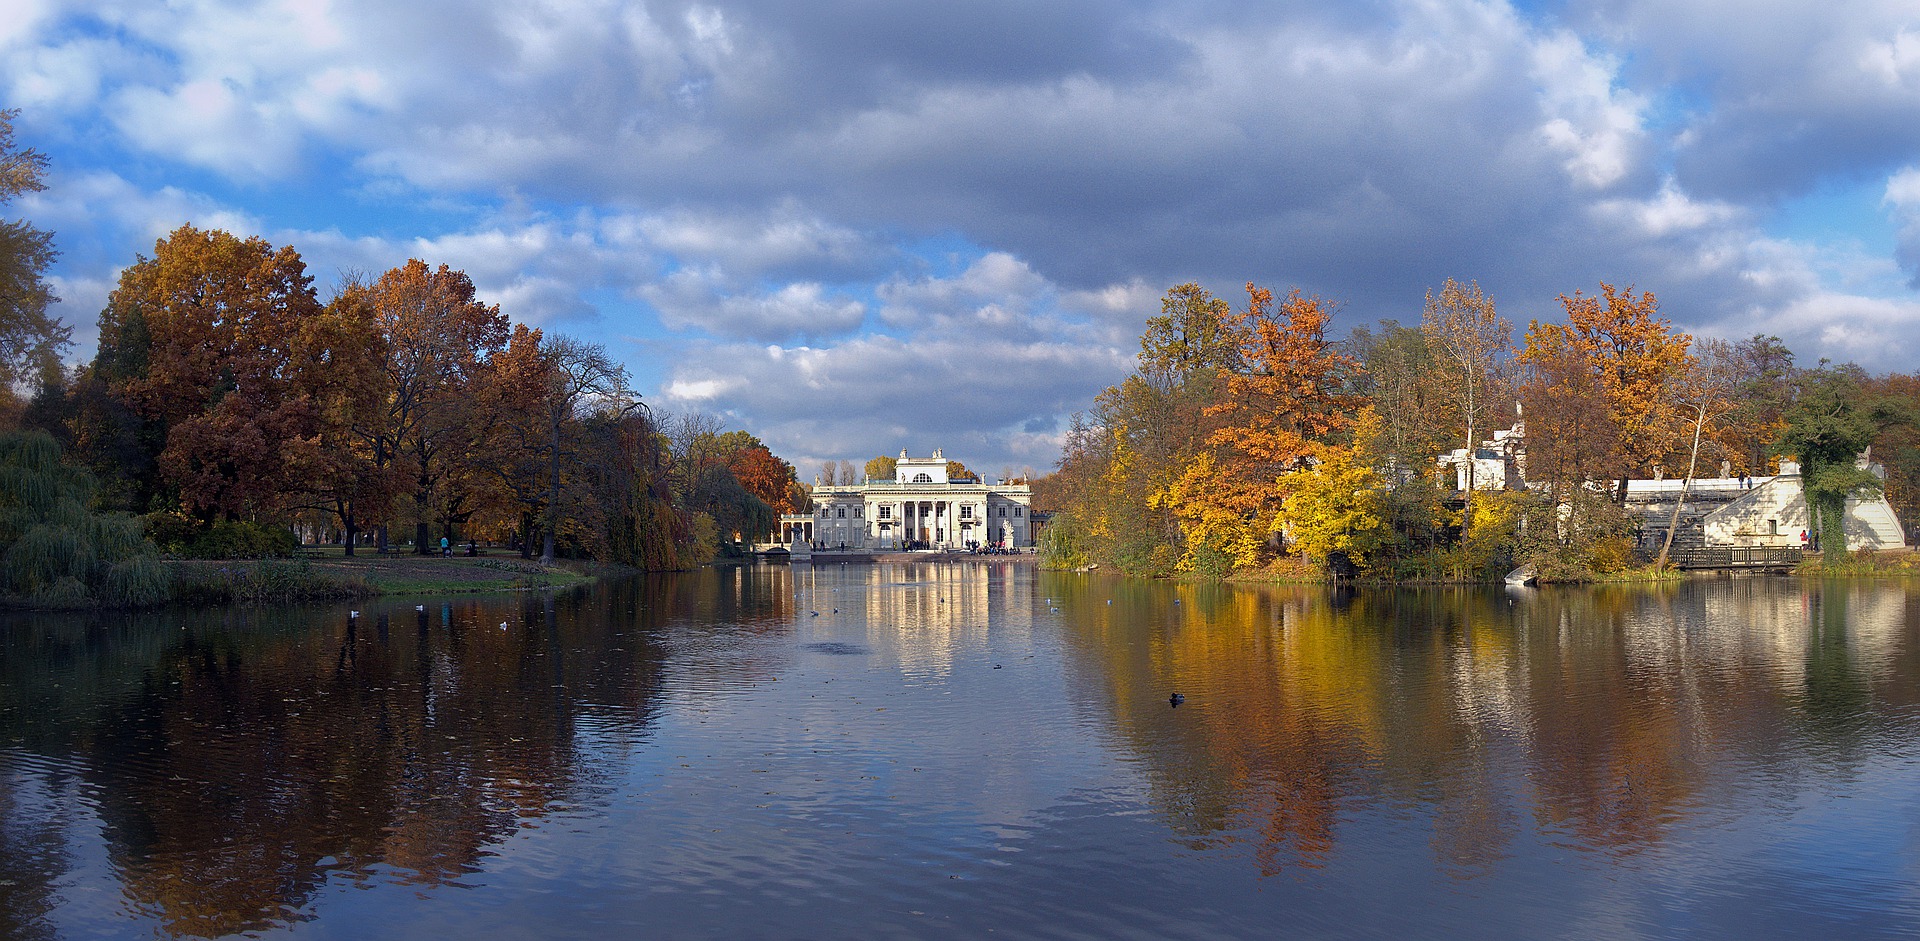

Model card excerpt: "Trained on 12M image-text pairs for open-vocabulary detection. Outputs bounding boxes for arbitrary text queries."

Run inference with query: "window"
[997,507,1006,517]
[960,505,973,519]
[836,507,846,518]
[912,473,932,483]
[854,507,862,518]
[1014,507,1023,517]
[879,506,892,519]
[820,507,829,518]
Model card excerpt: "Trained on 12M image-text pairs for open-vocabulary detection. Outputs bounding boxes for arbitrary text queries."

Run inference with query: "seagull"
[1169,692,1185,707]
[499,622,508,629]
[349,611,359,619]
[415,605,425,612]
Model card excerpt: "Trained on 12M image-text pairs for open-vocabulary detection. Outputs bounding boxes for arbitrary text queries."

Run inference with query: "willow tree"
[0,430,167,605]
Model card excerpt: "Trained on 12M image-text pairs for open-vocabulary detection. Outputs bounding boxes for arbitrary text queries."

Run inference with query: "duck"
[1169,692,1185,707]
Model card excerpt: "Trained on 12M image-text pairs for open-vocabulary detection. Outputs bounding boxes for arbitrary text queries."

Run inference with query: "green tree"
[0,110,71,418]
[0,430,167,606]
[1776,364,1880,552]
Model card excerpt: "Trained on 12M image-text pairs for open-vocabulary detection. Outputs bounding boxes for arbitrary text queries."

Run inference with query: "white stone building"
[778,449,1034,551]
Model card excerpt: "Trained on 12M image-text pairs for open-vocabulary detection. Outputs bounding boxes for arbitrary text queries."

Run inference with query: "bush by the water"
[143,513,298,559]
[0,430,168,607]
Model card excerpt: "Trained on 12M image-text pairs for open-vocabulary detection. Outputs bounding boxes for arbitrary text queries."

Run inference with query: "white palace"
[779,449,1034,551]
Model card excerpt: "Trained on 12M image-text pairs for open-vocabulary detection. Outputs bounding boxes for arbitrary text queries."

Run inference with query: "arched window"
[912,473,932,483]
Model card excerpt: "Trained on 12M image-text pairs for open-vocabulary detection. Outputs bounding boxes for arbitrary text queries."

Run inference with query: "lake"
[4,563,1920,939]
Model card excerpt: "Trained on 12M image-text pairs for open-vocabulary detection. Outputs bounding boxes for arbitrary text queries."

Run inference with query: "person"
[1799,529,1808,548]
[440,535,450,557]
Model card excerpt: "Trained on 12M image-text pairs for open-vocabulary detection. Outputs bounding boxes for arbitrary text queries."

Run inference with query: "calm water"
[4,564,1920,939]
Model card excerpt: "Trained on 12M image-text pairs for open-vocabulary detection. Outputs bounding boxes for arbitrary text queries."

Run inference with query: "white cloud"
[661,333,1131,471]
[1532,31,1648,189]
[642,269,866,340]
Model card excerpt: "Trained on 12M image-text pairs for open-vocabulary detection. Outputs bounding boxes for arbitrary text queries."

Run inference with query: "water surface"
[4,565,1920,939]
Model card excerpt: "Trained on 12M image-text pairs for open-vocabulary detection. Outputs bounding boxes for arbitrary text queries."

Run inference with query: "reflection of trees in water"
[1050,575,1920,879]
[0,579,683,939]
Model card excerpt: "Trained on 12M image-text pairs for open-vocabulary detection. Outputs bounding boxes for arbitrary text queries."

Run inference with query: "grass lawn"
[293,549,597,594]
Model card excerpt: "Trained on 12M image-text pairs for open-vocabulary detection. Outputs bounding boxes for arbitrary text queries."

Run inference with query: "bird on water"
[1169,692,1185,707]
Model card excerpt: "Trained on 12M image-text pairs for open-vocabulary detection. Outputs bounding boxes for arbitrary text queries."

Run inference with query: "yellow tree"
[1168,284,1360,571]
[1273,408,1390,572]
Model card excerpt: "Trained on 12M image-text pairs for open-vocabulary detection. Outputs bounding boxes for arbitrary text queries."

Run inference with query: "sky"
[4,0,1919,478]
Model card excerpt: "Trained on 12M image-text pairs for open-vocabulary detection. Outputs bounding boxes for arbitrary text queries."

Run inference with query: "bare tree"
[536,335,638,563]
[1421,279,1510,534]
[1657,337,1737,568]
[837,459,857,484]
[819,461,839,486]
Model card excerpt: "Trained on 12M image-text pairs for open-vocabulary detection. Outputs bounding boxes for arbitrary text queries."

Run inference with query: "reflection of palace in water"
[787,561,1037,678]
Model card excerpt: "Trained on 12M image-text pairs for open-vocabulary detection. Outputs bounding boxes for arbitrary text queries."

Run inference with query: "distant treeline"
[1035,281,1920,581]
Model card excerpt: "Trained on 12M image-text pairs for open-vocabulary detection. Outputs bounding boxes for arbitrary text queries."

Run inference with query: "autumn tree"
[1421,278,1510,533]
[944,459,975,481]
[1273,409,1391,574]
[99,226,327,520]
[347,259,510,552]
[730,445,799,517]
[1558,283,1690,493]
[864,455,897,481]
[285,285,392,554]
[0,109,70,421]
[1167,285,1360,572]
[1516,320,1622,551]
[1656,338,1738,567]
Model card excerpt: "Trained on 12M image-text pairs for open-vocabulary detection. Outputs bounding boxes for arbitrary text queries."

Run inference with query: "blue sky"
[5,0,1919,476]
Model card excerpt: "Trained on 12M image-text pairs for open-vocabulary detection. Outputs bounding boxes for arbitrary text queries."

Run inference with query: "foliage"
[1777,364,1881,549]
[144,516,299,560]
[0,429,166,606]
[0,110,71,410]
[864,455,897,481]
[1273,422,1390,575]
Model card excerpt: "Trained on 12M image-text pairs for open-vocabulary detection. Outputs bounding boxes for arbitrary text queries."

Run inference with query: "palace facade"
[779,449,1034,550]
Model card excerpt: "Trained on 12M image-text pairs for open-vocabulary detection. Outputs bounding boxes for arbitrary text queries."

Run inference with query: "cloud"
[659,333,1132,472]
[642,271,866,340]
[1888,165,1920,288]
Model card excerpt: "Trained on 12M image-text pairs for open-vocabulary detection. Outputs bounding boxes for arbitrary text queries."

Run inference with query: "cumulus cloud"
[642,270,866,341]
[660,333,1132,471]
[11,0,1920,468]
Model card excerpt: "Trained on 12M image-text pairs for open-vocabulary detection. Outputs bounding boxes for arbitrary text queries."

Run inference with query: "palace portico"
[779,449,1034,551]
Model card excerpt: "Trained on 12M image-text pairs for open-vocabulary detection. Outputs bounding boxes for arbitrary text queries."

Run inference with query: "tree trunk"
[415,520,430,555]
[343,519,358,556]
[1656,405,1707,568]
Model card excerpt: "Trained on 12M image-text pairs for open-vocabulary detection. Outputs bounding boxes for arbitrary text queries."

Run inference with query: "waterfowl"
[1169,692,1185,706]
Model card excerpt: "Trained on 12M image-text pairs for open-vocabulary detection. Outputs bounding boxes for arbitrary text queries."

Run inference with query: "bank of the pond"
[159,554,602,606]
[185,553,599,603]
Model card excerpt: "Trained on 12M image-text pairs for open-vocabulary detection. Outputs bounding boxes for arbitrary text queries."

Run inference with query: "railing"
[1648,545,1805,569]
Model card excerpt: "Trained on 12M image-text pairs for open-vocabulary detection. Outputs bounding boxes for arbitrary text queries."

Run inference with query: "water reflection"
[2,569,1918,938]
[1044,576,1920,882]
